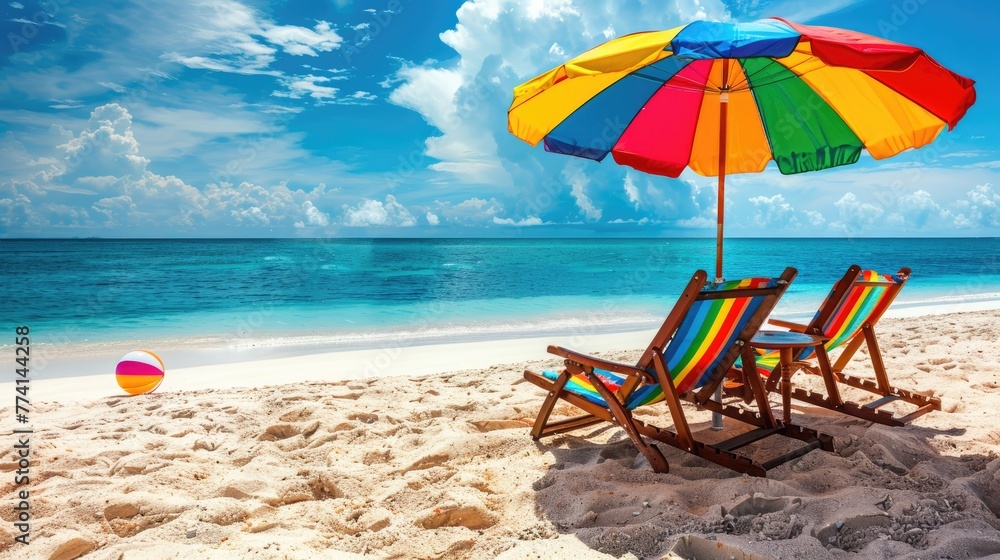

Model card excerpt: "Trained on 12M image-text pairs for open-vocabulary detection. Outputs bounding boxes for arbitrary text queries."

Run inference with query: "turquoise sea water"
[1,238,998,352]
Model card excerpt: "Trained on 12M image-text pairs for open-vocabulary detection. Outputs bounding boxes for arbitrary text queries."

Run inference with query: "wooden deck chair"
[746,265,941,426]
[523,268,832,477]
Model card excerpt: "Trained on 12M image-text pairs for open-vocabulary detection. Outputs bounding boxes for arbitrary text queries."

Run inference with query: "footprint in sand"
[363,449,393,465]
[861,444,909,474]
[109,456,169,476]
[193,438,218,452]
[328,421,357,434]
[813,513,891,551]
[305,472,343,499]
[405,452,451,472]
[259,420,320,441]
[201,504,250,527]
[598,441,640,463]
[325,389,363,400]
[279,407,315,422]
[106,511,180,538]
[356,508,392,532]
[723,494,802,517]
[419,504,496,530]
[468,420,529,432]
[103,503,140,521]
[348,412,379,424]
[48,538,97,560]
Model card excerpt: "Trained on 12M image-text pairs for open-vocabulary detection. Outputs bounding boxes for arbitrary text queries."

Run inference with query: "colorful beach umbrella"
[508,18,976,281]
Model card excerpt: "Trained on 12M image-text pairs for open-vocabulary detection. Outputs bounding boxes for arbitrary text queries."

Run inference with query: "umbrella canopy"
[508,18,976,279]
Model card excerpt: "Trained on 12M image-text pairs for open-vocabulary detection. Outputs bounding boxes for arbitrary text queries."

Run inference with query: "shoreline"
[9,299,1000,405]
[13,289,1000,360]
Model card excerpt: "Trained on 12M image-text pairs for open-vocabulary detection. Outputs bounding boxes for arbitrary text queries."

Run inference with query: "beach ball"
[115,350,165,395]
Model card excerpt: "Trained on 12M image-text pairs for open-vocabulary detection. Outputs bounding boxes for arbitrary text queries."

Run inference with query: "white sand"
[1,303,999,559]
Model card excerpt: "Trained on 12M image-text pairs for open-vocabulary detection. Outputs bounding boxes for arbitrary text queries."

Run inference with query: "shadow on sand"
[530,403,1000,559]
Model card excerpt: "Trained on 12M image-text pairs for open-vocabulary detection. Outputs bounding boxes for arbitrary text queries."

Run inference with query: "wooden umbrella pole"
[716,60,730,284]
[713,60,730,430]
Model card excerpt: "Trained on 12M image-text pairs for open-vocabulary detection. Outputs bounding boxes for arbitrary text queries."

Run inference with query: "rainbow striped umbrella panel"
[508,18,976,178]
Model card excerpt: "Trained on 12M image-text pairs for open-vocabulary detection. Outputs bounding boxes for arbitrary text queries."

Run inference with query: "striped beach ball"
[115,350,165,395]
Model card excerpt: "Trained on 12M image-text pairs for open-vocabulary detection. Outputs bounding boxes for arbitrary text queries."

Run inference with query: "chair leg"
[585,370,669,473]
[823,326,940,424]
[814,345,844,408]
[523,370,611,438]
[863,325,893,395]
[741,346,777,430]
[529,369,570,440]
[651,349,695,452]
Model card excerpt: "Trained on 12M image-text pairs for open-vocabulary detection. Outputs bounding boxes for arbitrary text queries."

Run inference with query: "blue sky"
[0,0,997,237]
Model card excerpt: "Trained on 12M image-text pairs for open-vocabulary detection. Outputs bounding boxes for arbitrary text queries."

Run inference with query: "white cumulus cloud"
[749,194,796,228]
[341,194,416,227]
[563,165,602,221]
[832,192,885,232]
[953,183,1000,228]
[260,20,341,57]
[623,172,641,210]
[493,216,542,226]
[273,75,338,102]
[432,197,504,225]
[302,200,330,226]
[2,103,343,235]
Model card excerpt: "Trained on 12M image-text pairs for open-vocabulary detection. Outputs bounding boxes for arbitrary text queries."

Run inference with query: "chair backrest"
[800,265,909,358]
[637,267,797,395]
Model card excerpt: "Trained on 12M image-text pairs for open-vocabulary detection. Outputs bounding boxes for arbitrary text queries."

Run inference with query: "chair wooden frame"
[759,265,941,426]
[523,268,833,477]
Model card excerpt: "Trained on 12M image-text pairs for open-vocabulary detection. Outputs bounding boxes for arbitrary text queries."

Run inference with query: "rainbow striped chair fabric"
[746,265,940,426]
[523,268,832,477]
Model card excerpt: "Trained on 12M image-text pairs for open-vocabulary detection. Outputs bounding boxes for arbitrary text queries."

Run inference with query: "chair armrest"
[547,345,653,382]
[767,318,808,332]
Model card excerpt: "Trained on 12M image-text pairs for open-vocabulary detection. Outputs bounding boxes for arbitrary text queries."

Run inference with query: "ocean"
[2,238,998,357]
